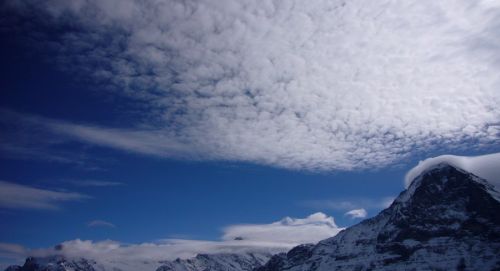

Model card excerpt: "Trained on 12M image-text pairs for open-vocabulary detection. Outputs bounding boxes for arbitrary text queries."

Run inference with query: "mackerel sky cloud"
[3,0,500,171]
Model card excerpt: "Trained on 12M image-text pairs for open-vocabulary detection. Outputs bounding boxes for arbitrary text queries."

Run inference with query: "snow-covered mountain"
[257,163,500,271]
[4,256,97,271]
[156,252,271,271]
[4,252,272,271]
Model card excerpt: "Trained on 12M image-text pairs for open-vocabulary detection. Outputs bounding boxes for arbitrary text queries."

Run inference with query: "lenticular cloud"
[405,153,500,189]
[6,0,500,170]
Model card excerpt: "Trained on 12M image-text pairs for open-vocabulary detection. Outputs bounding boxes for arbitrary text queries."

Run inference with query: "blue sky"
[1,0,500,268]
[0,22,404,255]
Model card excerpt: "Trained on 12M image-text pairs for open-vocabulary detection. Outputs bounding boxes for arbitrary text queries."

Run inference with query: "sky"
[0,0,500,269]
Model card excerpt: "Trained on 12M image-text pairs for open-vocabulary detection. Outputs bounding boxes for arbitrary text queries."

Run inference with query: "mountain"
[5,252,272,271]
[156,252,271,271]
[7,162,500,271]
[4,256,97,271]
[257,163,500,271]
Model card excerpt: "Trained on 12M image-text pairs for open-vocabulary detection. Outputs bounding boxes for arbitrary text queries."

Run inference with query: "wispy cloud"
[2,1,500,171]
[0,109,196,163]
[344,208,367,219]
[0,243,27,269]
[87,220,116,228]
[0,109,105,170]
[303,197,395,213]
[66,179,123,187]
[0,181,89,210]
[0,243,26,258]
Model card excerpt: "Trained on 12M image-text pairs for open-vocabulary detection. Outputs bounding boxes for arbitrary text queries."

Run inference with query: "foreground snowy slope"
[257,163,500,271]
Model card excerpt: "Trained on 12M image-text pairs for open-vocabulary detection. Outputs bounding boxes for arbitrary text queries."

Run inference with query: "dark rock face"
[257,164,500,271]
[6,256,96,271]
[254,244,314,271]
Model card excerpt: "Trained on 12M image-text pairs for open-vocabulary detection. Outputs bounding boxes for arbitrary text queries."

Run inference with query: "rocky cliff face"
[257,164,500,271]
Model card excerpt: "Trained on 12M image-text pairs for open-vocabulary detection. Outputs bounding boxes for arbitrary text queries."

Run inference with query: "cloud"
[0,181,89,210]
[87,220,116,228]
[222,212,343,245]
[405,152,500,189]
[0,109,196,162]
[344,208,367,219]
[303,197,395,212]
[0,109,105,170]
[0,243,26,260]
[5,213,341,271]
[67,179,123,187]
[0,243,28,270]
[2,0,500,171]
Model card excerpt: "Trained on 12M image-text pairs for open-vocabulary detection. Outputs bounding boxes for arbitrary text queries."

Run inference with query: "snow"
[404,153,500,189]
[157,252,272,271]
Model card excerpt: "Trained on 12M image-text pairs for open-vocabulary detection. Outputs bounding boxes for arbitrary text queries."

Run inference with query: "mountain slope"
[257,163,500,271]
[156,252,271,271]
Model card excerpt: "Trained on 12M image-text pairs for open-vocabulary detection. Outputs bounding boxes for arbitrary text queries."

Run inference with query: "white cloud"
[3,0,500,171]
[222,212,343,245]
[5,213,341,271]
[303,197,395,212]
[344,208,367,219]
[405,152,500,189]
[0,181,88,210]
[87,220,116,228]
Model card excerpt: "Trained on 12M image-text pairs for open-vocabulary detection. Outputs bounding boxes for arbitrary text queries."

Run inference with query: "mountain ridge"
[4,252,272,271]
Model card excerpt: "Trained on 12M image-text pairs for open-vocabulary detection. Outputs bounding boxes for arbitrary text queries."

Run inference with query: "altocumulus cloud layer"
[3,0,500,170]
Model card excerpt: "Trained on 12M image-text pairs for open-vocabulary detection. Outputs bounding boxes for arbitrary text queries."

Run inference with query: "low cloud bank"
[2,213,341,270]
[222,212,343,245]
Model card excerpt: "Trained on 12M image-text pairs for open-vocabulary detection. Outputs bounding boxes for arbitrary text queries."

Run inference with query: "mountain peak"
[400,162,500,205]
[404,153,500,189]
[259,160,500,271]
